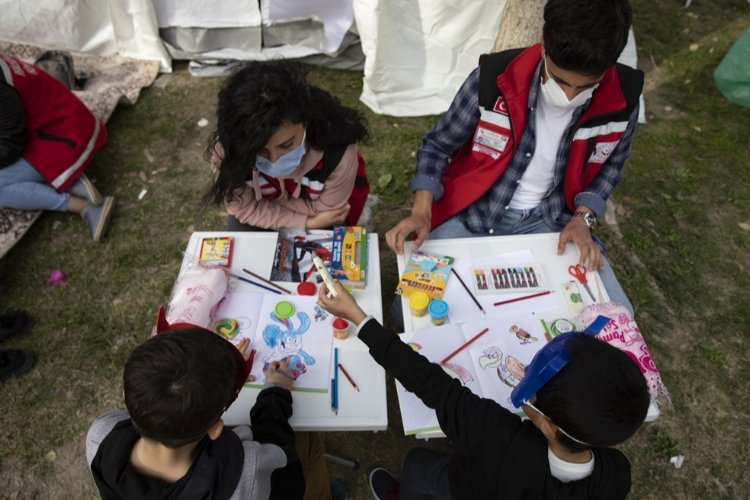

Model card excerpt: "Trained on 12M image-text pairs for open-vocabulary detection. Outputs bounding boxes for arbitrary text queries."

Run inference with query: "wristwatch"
[574,210,597,230]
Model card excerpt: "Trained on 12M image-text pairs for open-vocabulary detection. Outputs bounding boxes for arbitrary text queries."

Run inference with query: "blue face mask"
[255,131,307,178]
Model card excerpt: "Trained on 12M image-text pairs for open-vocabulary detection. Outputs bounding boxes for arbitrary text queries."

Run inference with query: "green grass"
[1,1,750,498]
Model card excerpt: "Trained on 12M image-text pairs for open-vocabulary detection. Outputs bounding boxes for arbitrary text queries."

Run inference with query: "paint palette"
[470,264,546,294]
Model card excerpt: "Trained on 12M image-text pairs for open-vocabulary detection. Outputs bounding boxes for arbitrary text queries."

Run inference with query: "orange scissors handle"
[568,264,588,284]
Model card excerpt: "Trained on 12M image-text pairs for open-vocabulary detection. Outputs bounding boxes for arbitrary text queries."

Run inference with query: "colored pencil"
[337,363,360,392]
[440,327,490,365]
[493,290,552,307]
[242,268,293,294]
[332,347,339,414]
[451,268,486,315]
[230,274,282,295]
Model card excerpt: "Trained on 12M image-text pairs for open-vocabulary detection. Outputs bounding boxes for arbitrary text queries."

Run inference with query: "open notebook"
[396,314,554,435]
[213,292,334,393]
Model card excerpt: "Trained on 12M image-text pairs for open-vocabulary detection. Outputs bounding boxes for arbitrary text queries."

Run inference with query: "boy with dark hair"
[318,281,650,499]
[386,0,642,317]
[86,321,304,500]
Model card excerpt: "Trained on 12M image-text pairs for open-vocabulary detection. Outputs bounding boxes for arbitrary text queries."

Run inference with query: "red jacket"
[0,53,106,192]
[432,45,642,228]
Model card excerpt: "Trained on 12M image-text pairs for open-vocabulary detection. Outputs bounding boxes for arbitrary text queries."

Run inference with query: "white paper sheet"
[444,250,560,324]
[213,292,334,393]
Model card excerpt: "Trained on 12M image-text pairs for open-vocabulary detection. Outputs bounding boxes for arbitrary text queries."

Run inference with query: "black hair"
[543,0,632,76]
[535,334,649,453]
[123,328,237,448]
[205,60,369,206]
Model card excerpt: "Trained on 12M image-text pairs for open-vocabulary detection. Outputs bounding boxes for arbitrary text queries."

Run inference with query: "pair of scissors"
[568,264,596,302]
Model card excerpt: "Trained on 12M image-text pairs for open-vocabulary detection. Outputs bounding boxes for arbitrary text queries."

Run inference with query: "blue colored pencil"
[230,274,282,295]
[332,347,339,414]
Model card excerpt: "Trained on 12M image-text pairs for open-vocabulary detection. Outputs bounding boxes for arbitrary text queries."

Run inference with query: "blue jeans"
[398,448,453,500]
[430,208,634,316]
[0,157,69,211]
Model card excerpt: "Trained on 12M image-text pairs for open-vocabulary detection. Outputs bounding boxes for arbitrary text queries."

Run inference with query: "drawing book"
[212,292,335,393]
[199,236,234,267]
[270,230,333,283]
[395,250,455,299]
[330,226,368,288]
[396,314,554,435]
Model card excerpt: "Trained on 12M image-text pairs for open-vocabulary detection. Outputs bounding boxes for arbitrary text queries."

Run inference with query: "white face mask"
[540,56,599,110]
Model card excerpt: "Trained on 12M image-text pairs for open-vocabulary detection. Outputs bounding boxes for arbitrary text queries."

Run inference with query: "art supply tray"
[471,264,545,294]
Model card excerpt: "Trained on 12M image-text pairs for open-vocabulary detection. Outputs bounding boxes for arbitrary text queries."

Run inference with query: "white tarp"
[151,0,262,28]
[0,0,171,71]
[354,0,507,117]
[263,0,354,54]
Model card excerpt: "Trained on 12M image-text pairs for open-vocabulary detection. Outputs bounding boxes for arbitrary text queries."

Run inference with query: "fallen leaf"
[45,450,57,462]
[739,223,750,231]
[138,171,147,182]
[689,43,699,51]
[378,173,393,189]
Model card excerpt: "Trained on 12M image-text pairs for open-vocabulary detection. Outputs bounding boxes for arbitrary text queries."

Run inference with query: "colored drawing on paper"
[442,362,474,385]
[261,310,315,379]
[478,346,503,369]
[497,355,526,388]
[509,325,538,344]
[313,305,329,322]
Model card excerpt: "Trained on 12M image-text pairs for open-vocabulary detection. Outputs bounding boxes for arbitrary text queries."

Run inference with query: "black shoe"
[0,349,36,382]
[0,310,32,342]
[368,468,399,500]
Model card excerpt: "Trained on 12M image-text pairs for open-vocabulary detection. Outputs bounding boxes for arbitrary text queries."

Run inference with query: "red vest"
[0,54,106,192]
[431,45,643,228]
[256,149,370,226]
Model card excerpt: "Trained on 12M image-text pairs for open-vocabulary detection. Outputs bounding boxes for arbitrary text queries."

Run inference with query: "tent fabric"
[0,0,171,72]
[354,0,507,117]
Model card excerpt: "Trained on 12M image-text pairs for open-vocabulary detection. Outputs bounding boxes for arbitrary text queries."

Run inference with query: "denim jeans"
[429,208,634,316]
[0,157,69,211]
[398,448,453,500]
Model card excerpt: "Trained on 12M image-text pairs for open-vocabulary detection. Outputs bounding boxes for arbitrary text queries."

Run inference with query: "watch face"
[583,212,597,228]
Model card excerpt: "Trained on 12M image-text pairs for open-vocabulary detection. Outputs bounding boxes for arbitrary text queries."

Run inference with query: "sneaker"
[369,468,399,500]
[69,174,103,205]
[0,310,32,342]
[0,349,36,382]
[81,196,114,242]
[331,479,348,500]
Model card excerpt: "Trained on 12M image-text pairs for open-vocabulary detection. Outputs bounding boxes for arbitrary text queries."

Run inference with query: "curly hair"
[205,60,368,206]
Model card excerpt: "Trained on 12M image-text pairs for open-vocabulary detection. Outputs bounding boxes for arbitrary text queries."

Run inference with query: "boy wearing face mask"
[206,61,369,230]
[386,0,641,316]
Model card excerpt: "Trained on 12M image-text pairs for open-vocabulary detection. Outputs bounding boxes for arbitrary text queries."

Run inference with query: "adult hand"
[264,359,295,390]
[236,338,256,382]
[557,217,602,270]
[386,190,434,255]
[306,204,350,229]
[385,212,431,255]
[317,281,368,325]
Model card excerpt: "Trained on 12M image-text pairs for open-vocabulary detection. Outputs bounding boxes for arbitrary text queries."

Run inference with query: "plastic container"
[409,291,430,317]
[428,299,449,325]
[274,301,295,319]
[332,317,350,339]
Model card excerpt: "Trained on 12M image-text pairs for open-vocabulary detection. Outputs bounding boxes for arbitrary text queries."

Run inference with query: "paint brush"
[242,268,293,294]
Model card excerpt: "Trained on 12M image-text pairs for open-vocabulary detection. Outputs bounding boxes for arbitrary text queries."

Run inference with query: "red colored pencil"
[493,290,552,307]
[337,363,360,392]
[440,327,490,365]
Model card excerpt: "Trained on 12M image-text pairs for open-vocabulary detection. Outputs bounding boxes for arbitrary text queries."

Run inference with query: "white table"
[396,233,657,438]
[397,232,609,333]
[180,231,387,431]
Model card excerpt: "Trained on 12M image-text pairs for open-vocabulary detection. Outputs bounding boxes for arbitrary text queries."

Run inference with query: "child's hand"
[264,359,295,390]
[317,280,367,325]
[237,338,256,382]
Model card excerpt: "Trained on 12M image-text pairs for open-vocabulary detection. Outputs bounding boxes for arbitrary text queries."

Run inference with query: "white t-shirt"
[509,90,576,209]
[548,447,595,483]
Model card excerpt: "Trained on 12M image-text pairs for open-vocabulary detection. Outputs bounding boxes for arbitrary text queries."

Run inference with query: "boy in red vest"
[386,0,641,317]
[0,53,114,242]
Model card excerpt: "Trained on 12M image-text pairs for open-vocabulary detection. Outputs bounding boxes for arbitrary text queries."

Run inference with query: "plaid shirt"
[410,63,640,233]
